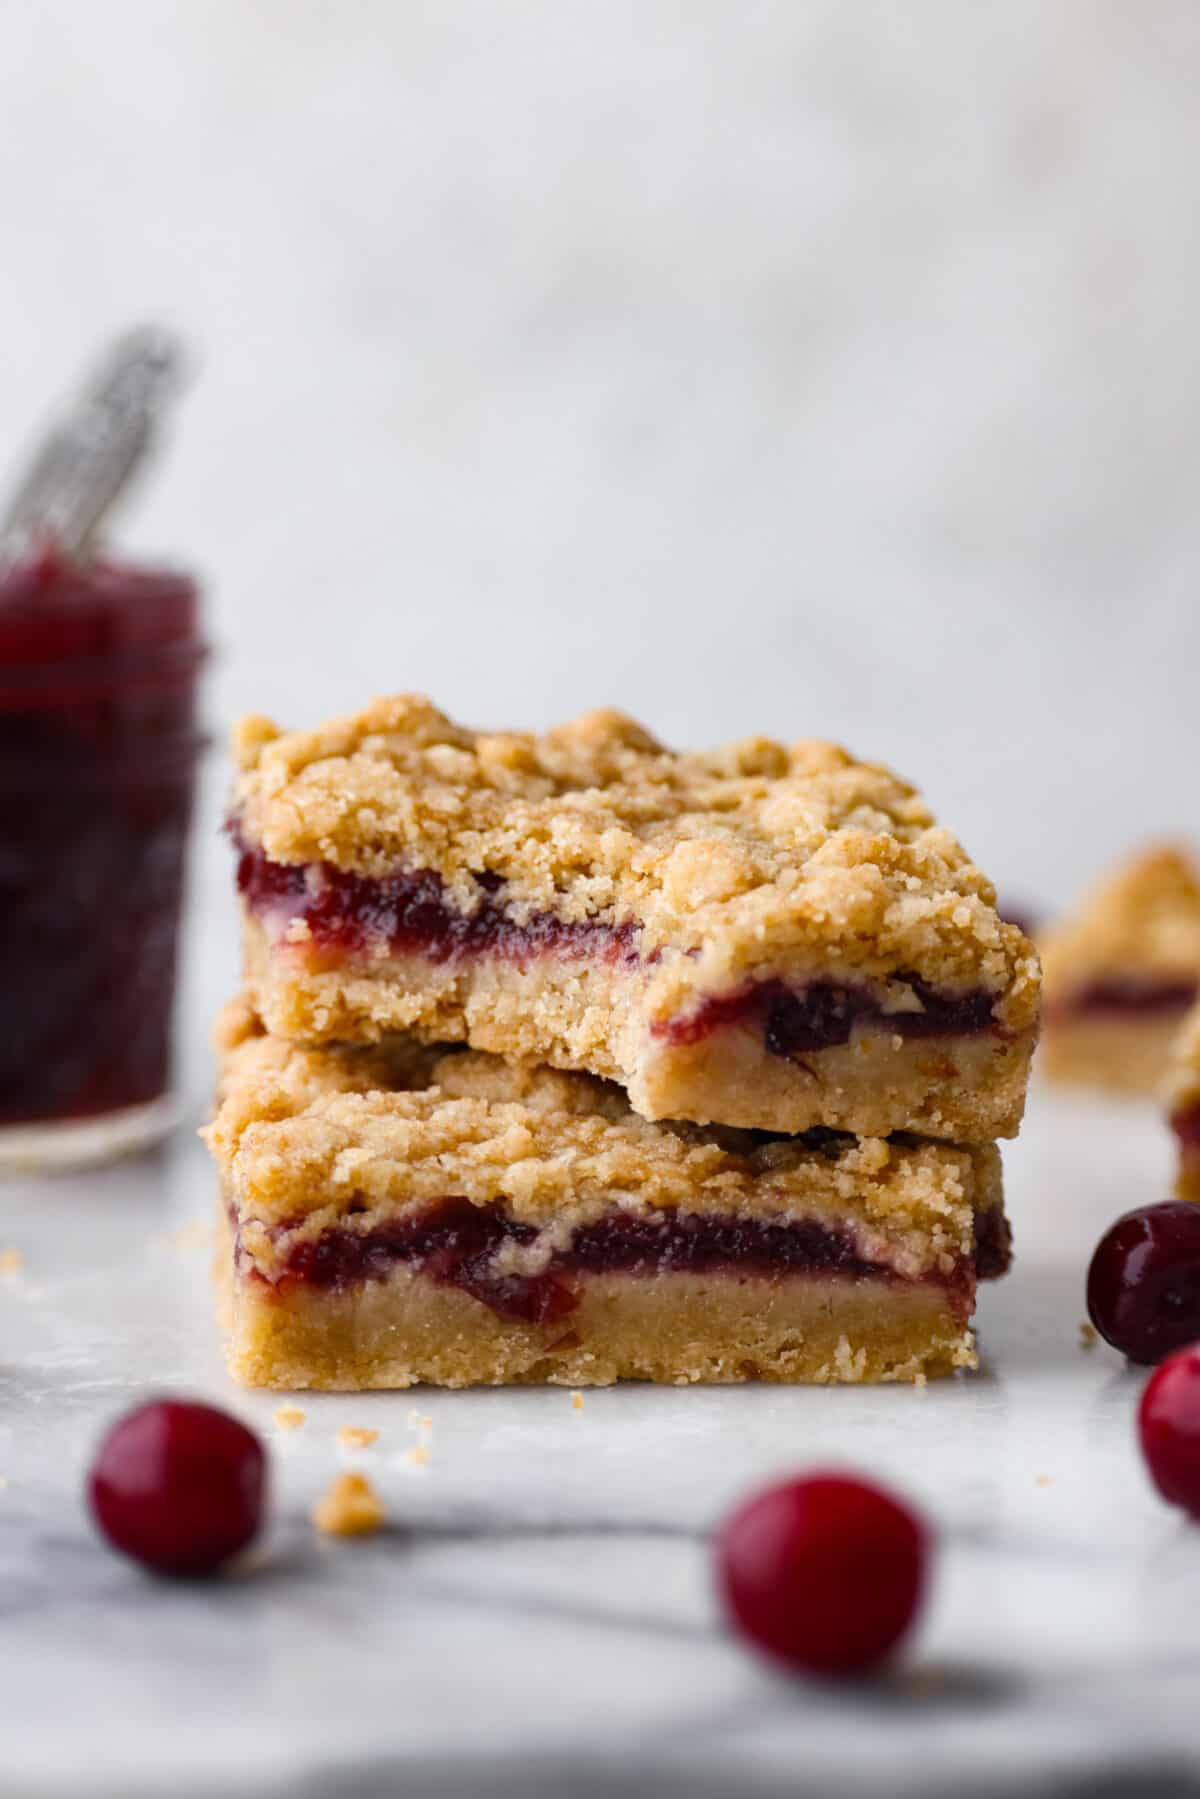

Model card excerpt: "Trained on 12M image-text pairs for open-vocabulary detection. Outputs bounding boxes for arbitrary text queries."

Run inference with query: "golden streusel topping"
[207,1005,1001,1271]
[233,695,1034,997]
[1042,845,1200,990]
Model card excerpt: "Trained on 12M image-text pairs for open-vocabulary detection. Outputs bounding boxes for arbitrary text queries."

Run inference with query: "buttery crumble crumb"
[403,1444,430,1468]
[313,1472,385,1537]
[570,1390,584,1412]
[1078,1321,1098,1349]
[338,1426,379,1449]
[0,1249,24,1275]
[274,1406,306,1431]
[1035,1473,1052,1488]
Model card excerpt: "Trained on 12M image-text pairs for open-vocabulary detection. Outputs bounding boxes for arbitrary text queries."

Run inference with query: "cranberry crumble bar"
[206,1001,1010,1389]
[1041,846,1200,1095]
[231,697,1039,1143]
[1167,1000,1200,1202]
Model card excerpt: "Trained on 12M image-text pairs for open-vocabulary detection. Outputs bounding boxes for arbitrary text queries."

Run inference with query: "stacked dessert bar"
[207,697,1039,1388]
[1041,846,1200,1095]
[1167,1002,1200,1202]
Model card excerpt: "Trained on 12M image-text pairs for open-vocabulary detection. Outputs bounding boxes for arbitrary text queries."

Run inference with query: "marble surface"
[0,1081,1197,1799]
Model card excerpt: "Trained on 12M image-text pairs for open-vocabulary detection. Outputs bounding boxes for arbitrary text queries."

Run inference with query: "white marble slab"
[0,1080,1194,1798]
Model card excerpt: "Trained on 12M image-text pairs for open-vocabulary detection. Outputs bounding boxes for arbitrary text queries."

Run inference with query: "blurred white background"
[2,0,1198,1013]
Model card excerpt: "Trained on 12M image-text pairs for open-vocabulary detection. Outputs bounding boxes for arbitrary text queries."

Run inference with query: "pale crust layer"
[215,1209,977,1389]
[242,916,1033,1142]
[209,1000,1004,1285]
[1166,999,1200,1199]
[1041,1013,1192,1097]
[234,694,1040,1027]
[1166,998,1200,1114]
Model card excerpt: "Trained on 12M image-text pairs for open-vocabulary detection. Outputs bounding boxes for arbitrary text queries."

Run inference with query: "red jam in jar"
[0,545,205,1163]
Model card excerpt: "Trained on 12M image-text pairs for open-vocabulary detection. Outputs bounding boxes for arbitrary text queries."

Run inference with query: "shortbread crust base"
[1041,1012,1188,1096]
[215,1212,976,1389]
[243,919,1031,1143]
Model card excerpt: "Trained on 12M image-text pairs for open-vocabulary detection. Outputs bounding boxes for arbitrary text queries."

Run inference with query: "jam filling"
[655,979,998,1055]
[235,838,1001,1056]
[259,1194,1009,1325]
[235,840,640,969]
[1050,977,1197,1023]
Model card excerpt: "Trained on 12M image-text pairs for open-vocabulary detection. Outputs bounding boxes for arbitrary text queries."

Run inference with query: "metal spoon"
[0,325,186,566]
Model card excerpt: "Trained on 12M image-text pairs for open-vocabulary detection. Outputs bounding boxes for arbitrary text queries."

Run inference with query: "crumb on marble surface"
[402,1444,430,1468]
[1079,1322,1098,1348]
[338,1426,379,1449]
[0,1248,24,1275]
[1035,1473,1052,1488]
[571,1390,584,1412]
[313,1472,385,1537]
[274,1406,306,1431]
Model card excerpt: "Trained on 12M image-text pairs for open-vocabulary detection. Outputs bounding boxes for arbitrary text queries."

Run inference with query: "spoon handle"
[1,326,185,562]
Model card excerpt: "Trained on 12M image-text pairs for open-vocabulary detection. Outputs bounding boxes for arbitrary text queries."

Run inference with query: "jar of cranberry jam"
[0,544,205,1163]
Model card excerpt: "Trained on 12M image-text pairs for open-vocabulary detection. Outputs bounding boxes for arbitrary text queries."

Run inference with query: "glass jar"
[0,547,205,1166]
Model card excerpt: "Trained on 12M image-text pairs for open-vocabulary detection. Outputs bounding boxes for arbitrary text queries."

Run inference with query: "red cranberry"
[1086,1202,1200,1365]
[88,1399,266,1575]
[716,1472,928,1677]
[1139,1346,1200,1514]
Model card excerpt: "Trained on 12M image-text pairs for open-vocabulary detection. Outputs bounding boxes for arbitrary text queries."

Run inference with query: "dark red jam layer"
[1051,977,1197,1022]
[260,1194,1009,1325]
[236,838,1002,1056]
[0,549,203,1124]
[657,978,998,1055]
[235,840,639,969]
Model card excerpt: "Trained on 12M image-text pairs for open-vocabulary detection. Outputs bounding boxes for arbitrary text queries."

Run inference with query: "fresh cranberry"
[1139,1346,1200,1513]
[1086,1202,1200,1365]
[88,1399,266,1575]
[715,1472,928,1677]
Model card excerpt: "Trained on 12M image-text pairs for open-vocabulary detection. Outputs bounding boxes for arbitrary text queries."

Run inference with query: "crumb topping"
[233,695,1036,1002]
[337,1426,379,1449]
[273,1406,306,1431]
[1042,846,1200,990]
[207,1002,1002,1282]
[312,1471,385,1537]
